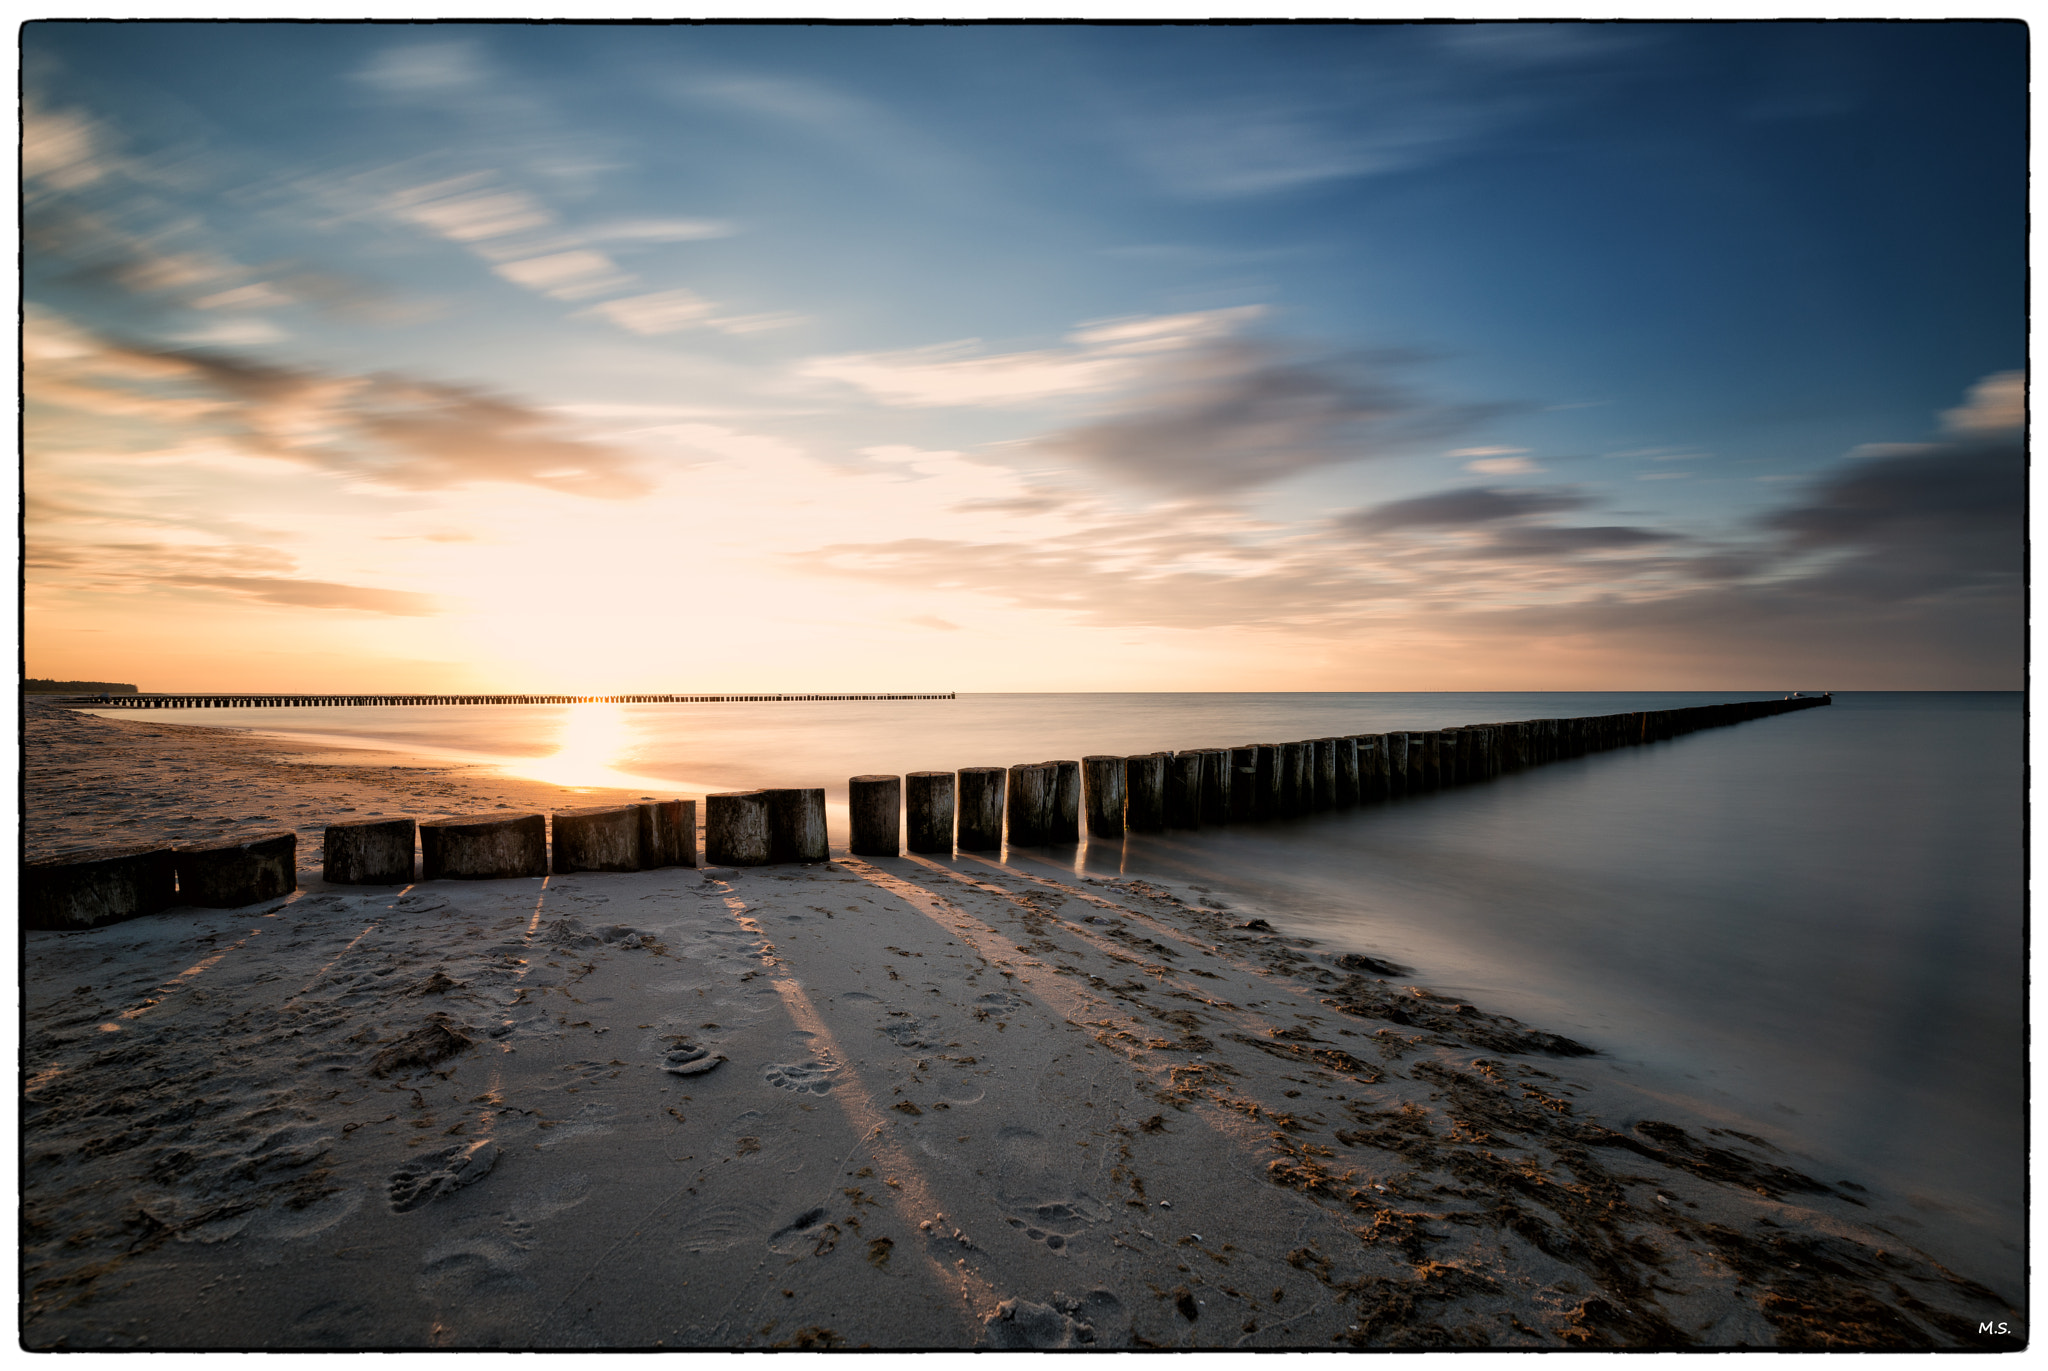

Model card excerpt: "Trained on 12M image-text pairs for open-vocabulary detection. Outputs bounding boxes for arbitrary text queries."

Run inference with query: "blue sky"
[23,21,2026,690]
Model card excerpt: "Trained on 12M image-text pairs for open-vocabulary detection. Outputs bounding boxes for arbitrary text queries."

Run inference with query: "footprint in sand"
[1002,1200,1094,1252]
[763,1058,836,1094]
[388,1138,499,1213]
[880,1019,942,1051]
[982,1293,1121,1349]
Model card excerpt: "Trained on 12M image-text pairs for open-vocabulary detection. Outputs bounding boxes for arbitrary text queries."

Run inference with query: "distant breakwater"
[26,694,1829,931]
[72,692,957,709]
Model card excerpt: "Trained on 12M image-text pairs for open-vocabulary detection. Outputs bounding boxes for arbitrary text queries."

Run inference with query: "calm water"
[100,691,2025,1294]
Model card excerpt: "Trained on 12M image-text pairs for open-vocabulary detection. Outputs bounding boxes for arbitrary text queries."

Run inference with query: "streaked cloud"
[1341,485,1591,532]
[802,306,1264,408]
[1466,455,1542,475]
[27,308,650,499]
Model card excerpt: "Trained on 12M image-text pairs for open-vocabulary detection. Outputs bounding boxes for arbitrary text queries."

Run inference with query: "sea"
[92,690,2026,1299]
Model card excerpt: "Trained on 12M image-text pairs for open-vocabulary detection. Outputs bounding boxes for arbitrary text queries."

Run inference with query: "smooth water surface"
[96,690,2024,1294]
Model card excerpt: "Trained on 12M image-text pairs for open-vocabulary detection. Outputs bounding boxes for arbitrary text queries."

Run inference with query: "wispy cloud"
[27,537,440,617]
[802,306,1264,408]
[27,308,651,499]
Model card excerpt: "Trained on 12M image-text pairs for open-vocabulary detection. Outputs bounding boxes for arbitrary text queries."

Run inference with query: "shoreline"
[18,703,2021,1348]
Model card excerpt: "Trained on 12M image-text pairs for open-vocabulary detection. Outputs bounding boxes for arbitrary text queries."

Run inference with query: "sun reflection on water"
[519,704,647,790]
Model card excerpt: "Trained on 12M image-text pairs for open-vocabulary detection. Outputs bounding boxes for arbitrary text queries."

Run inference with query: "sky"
[22,20,2027,692]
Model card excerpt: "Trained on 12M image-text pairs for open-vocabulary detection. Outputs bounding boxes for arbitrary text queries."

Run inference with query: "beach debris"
[387,1138,498,1213]
[1333,952,1403,976]
[406,969,465,996]
[1234,919,1273,932]
[663,1046,725,1077]
[370,1013,475,1076]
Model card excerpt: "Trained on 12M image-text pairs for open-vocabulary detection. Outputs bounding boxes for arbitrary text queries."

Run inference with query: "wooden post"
[420,813,548,880]
[1082,755,1126,839]
[1313,738,1337,811]
[1165,751,1202,829]
[167,831,297,907]
[1227,747,1257,822]
[1435,728,1463,786]
[1369,734,1394,800]
[907,771,955,854]
[1382,732,1406,798]
[957,767,1006,851]
[849,775,901,857]
[1409,725,1441,791]
[704,792,772,866]
[1006,762,1055,846]
[553,805,644,873]
[1125,753,1167,832]
[1198,749,1232,824]
[25,844,176,930]
[766,788,829,863]
[1251,745,1279,820]
[1269,742,1296,816]
[637,799,696,869]
[323,817,415,884]
[1047,760,1081,843]
[1334,737,1359,807]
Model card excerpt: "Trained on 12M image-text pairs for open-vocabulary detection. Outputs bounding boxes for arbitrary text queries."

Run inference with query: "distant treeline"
[22,679,139,694]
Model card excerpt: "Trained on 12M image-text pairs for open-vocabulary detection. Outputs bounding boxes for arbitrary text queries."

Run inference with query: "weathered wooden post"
[1082,756,1126,839]
[1353,736,1378,801]
[1165,751,1203,829]
[704,792,772,866]
[1197,749,1232,824]
[1286,741,1314,816]
[324,817,416,884]
[1375,733,1400,798]
[1250,745,1279,820]
[176,831,297,906]
[1227,747,1256,822]
[907,771,956,854]
[1411,733,1435,791]
[1047,760,1082,843]
[420,813,547,879]
[957,767,1006,851]
[1006,762,1055,846]
[1312,739,1337,811]
[553,805,644,873]
[1334,737,1360,807]
[764,788,829,863]
[1437,728,1465,786]
[1125,753,1167,832]
[637,799,697,869]
[25,845,176,930]
[849,775,901,857]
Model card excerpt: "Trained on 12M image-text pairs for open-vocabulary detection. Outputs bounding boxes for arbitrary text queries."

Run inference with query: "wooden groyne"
[25,694,1831,930]
[72,692,956,709]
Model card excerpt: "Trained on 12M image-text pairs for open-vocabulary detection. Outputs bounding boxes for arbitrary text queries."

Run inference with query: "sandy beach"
[19,703,2019,1349]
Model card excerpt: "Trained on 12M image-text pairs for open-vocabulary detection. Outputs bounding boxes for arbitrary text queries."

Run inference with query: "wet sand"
[19,702,2021,1349]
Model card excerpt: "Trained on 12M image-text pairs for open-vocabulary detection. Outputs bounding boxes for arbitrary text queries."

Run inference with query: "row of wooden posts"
[24,695,1827,930]
[745,693,1833,863]
[78,692,955,709]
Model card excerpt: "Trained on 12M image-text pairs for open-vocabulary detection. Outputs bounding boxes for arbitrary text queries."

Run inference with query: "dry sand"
[18,702,2021,1349]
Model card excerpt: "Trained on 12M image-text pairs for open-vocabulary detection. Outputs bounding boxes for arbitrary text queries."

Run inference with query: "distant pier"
[73,692,957,709]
